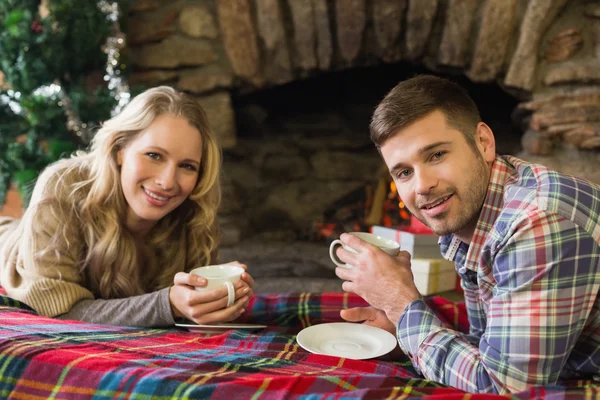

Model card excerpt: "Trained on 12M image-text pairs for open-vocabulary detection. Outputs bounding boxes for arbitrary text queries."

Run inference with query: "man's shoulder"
[500,155,600,238]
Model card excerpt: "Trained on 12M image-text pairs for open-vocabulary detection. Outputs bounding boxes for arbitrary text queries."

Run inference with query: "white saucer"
[175,322,267,332]
[296,322,397,360]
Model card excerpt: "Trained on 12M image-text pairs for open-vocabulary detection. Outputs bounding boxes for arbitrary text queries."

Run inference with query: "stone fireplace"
[128,0,600,291]
[219,65,522,243]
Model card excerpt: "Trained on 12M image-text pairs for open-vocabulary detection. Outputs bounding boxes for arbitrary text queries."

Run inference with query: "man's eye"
[432,151,446,160]
[398,169,412,178]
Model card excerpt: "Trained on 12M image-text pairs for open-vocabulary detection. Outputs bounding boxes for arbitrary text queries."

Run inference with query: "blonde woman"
[0,86,254,327]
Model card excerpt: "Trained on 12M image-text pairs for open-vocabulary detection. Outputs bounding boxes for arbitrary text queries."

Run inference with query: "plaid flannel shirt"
[397,155,600,394]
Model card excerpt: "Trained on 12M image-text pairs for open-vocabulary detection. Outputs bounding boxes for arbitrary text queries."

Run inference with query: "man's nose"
[414,167,438,195]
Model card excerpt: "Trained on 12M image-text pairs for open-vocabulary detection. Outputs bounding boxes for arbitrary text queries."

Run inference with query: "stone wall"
[129,0,600,151]
[219,93,385,243]
[127,0,600,243]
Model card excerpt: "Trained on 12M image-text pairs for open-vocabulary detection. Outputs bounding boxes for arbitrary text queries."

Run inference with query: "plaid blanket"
[0,290,598,399]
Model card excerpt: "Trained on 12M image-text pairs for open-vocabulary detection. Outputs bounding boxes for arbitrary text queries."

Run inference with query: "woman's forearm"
[56,287,175,327]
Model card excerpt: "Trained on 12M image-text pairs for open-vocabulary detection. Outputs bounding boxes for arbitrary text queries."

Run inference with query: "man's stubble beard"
[413,152,489,237]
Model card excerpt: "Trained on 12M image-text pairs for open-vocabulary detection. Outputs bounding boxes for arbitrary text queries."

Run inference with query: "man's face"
[380,110,495,241]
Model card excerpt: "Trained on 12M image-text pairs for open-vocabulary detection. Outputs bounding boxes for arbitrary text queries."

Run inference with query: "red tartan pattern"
[0,290,598,399]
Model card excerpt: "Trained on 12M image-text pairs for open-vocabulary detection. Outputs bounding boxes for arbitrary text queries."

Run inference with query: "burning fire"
[313,177,411,241]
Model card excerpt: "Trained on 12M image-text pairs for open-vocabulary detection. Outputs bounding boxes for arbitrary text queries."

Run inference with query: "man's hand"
[334,233,421,325]
[341,306,396,336]
[341,306,406,360]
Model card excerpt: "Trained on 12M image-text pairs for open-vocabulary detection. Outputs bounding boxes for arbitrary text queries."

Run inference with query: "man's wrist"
[385,294,421,326]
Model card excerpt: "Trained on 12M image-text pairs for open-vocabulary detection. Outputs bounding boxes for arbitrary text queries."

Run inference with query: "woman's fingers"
[170,268,254,323]
[184,285,251,318]
[191,295,250,325]
[188,285,230,306]
[173,272,207,287]
[234,283,252,300]
[241,272,255,287]
[223,261,248,270]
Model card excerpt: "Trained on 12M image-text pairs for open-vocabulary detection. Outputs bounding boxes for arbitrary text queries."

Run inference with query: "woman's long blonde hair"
[39,86,221,299]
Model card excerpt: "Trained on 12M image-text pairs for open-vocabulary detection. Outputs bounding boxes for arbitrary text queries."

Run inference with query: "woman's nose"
[155,165,177,190]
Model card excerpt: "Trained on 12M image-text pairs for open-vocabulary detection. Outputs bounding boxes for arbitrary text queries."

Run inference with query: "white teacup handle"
[224,281,235,307]
[329,239,349,268]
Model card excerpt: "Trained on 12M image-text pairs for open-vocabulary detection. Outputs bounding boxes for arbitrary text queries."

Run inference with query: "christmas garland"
[0,0,129,206]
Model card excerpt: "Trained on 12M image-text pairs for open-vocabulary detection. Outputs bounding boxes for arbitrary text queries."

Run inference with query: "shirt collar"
[440,155,515,271]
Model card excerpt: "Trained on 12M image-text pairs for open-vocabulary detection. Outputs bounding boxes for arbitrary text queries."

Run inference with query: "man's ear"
[475,122,496,163]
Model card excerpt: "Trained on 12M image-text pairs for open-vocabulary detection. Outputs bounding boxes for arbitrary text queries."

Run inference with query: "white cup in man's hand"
[190,264,244,307]
[329,232,400,268]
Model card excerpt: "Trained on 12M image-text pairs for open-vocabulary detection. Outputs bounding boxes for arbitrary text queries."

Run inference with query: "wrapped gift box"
[411,258,457,296]
[371,225,441,259]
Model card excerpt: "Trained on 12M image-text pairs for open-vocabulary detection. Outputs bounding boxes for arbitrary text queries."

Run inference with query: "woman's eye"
[146,152,160,160]
[181,163,197,172]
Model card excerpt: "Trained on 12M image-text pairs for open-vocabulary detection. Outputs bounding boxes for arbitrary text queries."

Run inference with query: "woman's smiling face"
[117,113,202,234]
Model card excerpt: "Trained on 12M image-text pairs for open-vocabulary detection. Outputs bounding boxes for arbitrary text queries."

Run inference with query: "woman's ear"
[117,149,123,166]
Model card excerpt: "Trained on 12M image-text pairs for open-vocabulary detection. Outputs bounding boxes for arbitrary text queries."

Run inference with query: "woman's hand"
[223,260,255,290]
[169,271,252,324]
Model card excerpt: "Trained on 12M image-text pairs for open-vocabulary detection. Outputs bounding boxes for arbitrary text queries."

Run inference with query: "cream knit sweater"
[0,161,95,316]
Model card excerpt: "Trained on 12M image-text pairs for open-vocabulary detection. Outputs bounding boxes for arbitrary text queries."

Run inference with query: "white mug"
[329,232,400,268]
[190,264,244,307]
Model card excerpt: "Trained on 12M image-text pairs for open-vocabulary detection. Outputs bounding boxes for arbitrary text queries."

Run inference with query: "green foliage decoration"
[0,0,126,207]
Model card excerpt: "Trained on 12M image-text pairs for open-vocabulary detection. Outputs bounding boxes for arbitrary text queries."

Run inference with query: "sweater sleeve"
[1,163,94,317]
[56,287,175,327]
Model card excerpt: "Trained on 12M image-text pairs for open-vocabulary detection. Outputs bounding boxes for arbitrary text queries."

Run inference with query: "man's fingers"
[340,233,379,254]
[336,246,358,266]
[341,280,356,294]
[340,306,374,322]
[335,266,355,281]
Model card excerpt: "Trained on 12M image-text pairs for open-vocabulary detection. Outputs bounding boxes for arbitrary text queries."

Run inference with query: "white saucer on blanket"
[296,322,396,360]
[175,322,267,332]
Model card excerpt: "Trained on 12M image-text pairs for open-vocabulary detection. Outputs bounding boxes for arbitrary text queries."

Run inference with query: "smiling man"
[334,75,600,394]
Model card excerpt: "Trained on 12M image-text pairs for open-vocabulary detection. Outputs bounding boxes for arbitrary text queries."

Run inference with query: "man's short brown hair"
[370,75,481,149]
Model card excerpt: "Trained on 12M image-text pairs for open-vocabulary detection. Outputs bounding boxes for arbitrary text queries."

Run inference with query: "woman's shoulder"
[30,157,91,206]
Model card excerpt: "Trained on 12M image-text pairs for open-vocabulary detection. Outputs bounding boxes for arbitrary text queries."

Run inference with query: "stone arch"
[129,0,600,242]
[130,0,599,156]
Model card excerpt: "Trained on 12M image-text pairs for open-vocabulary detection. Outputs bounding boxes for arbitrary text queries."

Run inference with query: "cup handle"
[329,239,348,268]
[224,281,235,307]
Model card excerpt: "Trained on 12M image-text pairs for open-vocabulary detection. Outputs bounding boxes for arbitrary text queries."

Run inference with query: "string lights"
[59,0,130,144]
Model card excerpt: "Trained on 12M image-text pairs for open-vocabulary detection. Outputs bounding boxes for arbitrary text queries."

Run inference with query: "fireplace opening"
[219,63,522,247]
